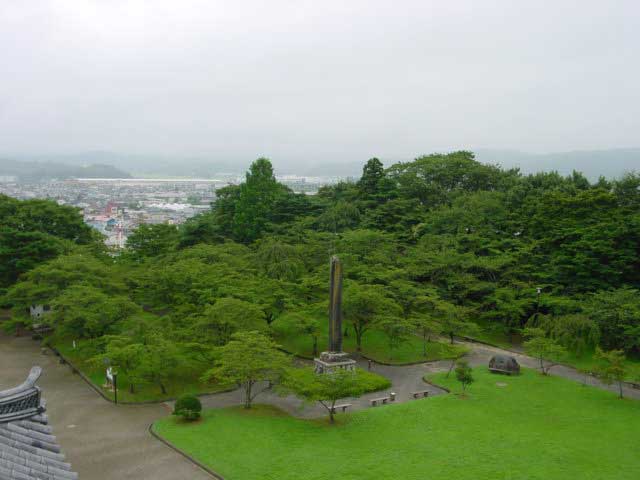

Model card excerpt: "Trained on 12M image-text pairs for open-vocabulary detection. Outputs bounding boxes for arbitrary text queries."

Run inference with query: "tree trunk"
[449,332,454,344]
[129,383,135,394]
[312,336,318,357]
[422,331,427,358]
[356,329,363,351]
[159,382,167,394]
[244,382,252,409]
[618,381,624,399]
[329,400,336,424]
[446,359,455,378]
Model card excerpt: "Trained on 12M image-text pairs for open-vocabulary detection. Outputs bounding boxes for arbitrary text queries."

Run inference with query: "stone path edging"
[148,423,224,480]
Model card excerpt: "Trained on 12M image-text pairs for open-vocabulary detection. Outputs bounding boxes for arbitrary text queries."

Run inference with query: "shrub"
[173,394,202,421]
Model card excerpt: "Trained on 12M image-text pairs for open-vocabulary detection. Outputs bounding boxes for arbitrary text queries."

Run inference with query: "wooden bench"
[330,403,352,414]
[411,390,429,399]
[370,397,390,407]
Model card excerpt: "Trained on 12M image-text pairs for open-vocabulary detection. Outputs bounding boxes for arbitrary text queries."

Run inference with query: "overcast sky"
[1,1,639,164]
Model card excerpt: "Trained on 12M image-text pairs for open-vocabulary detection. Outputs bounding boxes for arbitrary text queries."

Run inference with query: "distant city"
[0,174,344,248]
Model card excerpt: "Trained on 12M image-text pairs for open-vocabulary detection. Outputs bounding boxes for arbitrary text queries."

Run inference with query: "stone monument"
[314,256,357,374]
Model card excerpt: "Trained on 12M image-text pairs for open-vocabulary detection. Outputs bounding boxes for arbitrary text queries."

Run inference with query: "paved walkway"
[193,356,449,418]
[0,333,211,480]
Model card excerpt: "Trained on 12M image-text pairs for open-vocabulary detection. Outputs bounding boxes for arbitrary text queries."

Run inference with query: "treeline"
[2,152,640,393]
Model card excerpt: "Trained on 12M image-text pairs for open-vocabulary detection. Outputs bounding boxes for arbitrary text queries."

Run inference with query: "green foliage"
[342,283,402,351]
[0,195,100,288]
[454,359,474,394]
[585,288,640,354]
[125,223,179,260]
[196,298,267,345]
[283,367,390,422]
[523,328,567,375]
[594,347,628,398]
[174,394,202,421]
[203,331,290,408]
[50,285,140,339]
[6,150,640,404]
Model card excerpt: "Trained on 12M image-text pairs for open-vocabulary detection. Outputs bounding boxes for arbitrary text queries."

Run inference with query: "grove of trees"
[2,151,640,396]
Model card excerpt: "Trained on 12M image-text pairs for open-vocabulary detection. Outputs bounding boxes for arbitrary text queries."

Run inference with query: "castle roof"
[0,367,77,480]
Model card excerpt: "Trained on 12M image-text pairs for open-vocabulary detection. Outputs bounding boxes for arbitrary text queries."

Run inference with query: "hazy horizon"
[2,1,639,164]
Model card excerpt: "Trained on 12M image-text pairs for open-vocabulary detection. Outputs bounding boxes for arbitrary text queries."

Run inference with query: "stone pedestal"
[314,351,356,374]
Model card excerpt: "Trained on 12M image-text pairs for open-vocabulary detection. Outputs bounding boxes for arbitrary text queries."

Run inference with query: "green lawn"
[275,327,468,364]
[154,368,640,480]
[50,336,227,403]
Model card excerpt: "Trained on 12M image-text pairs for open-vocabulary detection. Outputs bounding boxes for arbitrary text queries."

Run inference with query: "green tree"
[438,302,476,344]
[196,298,266,345]
[125,223,179,260]
[256,238,304,281]
[92,335,146,393]
[50,285,140,339]
[284,368,387,423]
[594,348,627,399]
[455,360,474,396]
[233,158,281,243]
[202,331,289,408]
[413,316,441,358]
[137,331,184,395]
[378,317,413,361]
[274,308,323,357]
[585,289,640,354]
[358,158,385,195]
[342,284,402,351]
[0,228,73,288]
[523,328,566,375]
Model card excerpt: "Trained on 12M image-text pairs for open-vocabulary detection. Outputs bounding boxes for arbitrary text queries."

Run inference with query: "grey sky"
[1,1,638,164]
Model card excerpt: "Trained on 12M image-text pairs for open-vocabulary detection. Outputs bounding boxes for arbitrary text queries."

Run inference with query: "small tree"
[173,394,202,421]
[284,368,387,423]
[437,302,476,344]
[523,328,566,375]
[412,316,441,358]
[274,308,322,357]
[455,360,474,396]
[378,317,412,361]
[343,284,401,351]
[594,347,627,399]
[202,331,289,409]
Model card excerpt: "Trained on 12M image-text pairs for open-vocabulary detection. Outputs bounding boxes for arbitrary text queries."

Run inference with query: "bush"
[173,394,202,421]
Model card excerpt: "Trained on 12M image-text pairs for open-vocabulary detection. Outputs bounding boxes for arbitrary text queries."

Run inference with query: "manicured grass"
[562,349,640,383]
[155,368,640,480]
[275,327,468,364]
[464,319,516,349]
[50,336,227,403]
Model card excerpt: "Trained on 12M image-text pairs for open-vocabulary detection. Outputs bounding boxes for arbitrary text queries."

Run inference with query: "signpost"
[106,366,119,404]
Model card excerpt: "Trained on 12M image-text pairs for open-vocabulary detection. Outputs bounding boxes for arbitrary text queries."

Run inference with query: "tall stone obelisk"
[328,255,343,353]
[314,256,356,374]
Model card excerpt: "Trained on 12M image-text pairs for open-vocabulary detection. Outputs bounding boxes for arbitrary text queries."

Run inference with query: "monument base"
[314,351,356,374]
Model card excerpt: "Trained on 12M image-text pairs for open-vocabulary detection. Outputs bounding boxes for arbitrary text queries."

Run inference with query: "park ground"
[155,368,640,480]
[2,330,640,479]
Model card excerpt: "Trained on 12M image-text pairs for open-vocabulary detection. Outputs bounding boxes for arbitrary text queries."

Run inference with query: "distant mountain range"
[473,148,640,180]
[0,158,131,181]
[2,148,639,181]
